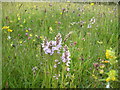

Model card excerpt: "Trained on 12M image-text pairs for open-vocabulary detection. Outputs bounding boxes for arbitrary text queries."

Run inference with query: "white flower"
[55,59,59,62]
[66,61,70,66]
[32,66,38,71]
[58,62,61,64]
[8,36,11,39]
[53,74,60,80]
[54,64,57,68]
[87,24,92,28]
[90,17,96,24]
[106,82,110,88]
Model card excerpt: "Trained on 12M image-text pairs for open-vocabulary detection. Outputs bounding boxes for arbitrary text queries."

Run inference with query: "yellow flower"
[26,30,28,32]
[7,29,13,32]
[40,36,44,40]
[18,17,21,20]
[19,41,23,44]
[106,77,111,82]
[106,49,116,59]
[35,35,38,37]
[111,77,116,81]
[10,43,13,47]
[49,27,53,33]
[40,36,42,38]
[106,70,117,82]
[30,34,33,37]
[90,3,94,6]
[49,27,53,31]
[33,39,36,42]
[39,36,42,38]
[109,70,117,77]
[60,12,63,15]
[55,21,58,24]
[102,60,109,63]
[20,25,23,27]
[2,26,9,29]
[36,54,38,57]
[34,5,36,8]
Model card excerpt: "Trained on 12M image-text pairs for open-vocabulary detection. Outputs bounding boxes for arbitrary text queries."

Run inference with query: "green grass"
[2,2,119,88]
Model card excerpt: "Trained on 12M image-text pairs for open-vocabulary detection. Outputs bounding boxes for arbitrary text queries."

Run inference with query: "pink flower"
[25,33,28,36]
[28,37,31,40]
[55,59,59,62]
[54,64,57,68]
[66,68,70,71]
[42,33,62,55]
[62,45,71,72]
[74,42,77,45]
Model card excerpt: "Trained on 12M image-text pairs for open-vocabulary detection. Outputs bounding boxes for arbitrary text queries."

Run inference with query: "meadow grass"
[2,2,119,88]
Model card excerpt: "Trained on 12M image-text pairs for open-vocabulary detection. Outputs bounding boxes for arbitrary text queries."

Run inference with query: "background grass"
[2,2,119,88]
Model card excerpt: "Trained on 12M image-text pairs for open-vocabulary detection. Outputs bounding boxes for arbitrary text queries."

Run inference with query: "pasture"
[2,2,119,88]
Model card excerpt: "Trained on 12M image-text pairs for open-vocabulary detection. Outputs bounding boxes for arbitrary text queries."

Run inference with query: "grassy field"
[2,2,119,88]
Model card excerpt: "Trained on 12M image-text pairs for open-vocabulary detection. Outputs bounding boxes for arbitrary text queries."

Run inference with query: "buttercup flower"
[2,26,9,29]
[106,49,116,59]
[29,34,33,37]
[106,70,117,82]
[90,3,94,6]
[26,30,29,32]
[7,29,13,32]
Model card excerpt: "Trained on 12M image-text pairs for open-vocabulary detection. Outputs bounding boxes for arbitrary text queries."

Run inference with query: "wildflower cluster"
[106,70,117,82]
[2,26,13,32]
[87,17,96,28]
[93,48,118,88]
[62,45,71,71]
[42,33,72,81]
[101,48,117,88]
[53,59,60,68]
[42,33,62,55]
[106,49,117,60]
[105,48,118,83]
[32,66,38,76]
[53,74,60,80]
